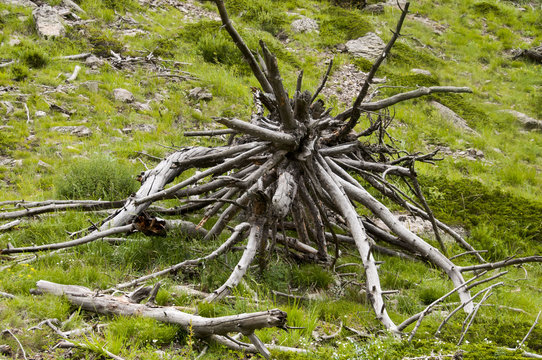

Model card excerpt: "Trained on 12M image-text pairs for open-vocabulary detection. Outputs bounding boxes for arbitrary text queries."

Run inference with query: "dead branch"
[460,256,542,272]
[1,224,134,254]
[1,329,27,360]
[457,288,494,345]
[37,280,287,337]
[518,310,541,349]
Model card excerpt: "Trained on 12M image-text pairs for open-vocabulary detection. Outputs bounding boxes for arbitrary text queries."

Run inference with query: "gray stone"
[188,87,212,101]
[8,37,21,46]
[32,5,65,38]
[431,101,478,134]
[133,101,152,112]
[85,55,104,68]
[0,0,36,8]
[362,4,384,14]
[113,88,134,103]
[291,16,319,33]
[502,110,542,131]
[121,123,156,134]
[38,160,52,169]
[82,81,99,93]
[410,68,432,76]
[345,32,386,61]
[372,213,467,243]
[0,156,15,166]
[50,125,92,137]
[35,110,46,118]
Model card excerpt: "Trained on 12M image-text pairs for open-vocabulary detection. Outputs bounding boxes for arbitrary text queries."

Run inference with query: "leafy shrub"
[20,48,48,68]
[224,0,287,35]
[318,6,373,48]
[88,29,124,57]
[472,1,501,15]
[10,63,29,81]
[55,156,138,201]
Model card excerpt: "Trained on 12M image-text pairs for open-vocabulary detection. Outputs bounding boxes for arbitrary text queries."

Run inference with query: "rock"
[372,213,467,243]
[50,125,92,137]
[336,43,347,53]
[291,16,319,33]
[0,156,16,166]
[188,87,212,101]
[133,101,152,112]
[82,81,99,93]
[431,101,478,134]
[0,0,36,8]
[113,88,134,103]
[410,68,432,76]
[35,110,47,118]
[501,110,542,131]
[32,5,65,38]
[8,37,21,46]
[121,124,156,134]
[38,160,52,169]
[362,4,384,14]
[85,55,104,68]
[345,32,386,61]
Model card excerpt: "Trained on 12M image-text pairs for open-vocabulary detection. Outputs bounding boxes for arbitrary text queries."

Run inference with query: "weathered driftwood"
[37,280,287,337]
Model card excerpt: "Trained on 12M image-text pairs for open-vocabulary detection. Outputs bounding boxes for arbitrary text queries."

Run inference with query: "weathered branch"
[335,86,473,121]
[460,256,542,272]
[213,0,273,93]
[1,224,134,254]
[37,280,287,337]
[215,117,297,148]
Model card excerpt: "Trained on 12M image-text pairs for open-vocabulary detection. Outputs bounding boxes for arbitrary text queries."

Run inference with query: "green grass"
[0,0,541,358]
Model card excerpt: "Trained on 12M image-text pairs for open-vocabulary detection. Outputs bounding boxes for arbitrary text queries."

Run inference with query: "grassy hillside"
[0,0,541,358]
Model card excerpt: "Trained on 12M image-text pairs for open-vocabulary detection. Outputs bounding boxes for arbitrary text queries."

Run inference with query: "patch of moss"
[430,93,488,128]
[224,0,287,35]
[352,57,374,72]
[387,42,444,69]
[318,6,373,48]
[421,176,542,258]
[472,1,501,15]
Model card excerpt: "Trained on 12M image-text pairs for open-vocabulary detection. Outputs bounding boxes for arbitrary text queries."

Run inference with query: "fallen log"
[36,280,287,337]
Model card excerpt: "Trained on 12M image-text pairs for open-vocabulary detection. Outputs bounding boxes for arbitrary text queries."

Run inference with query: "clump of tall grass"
[55,156,138,201]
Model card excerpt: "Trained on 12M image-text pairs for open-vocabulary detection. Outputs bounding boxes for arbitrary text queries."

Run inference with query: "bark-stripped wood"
[36,281,287,337]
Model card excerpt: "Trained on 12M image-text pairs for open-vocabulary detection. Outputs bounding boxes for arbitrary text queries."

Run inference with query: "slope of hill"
[0,0,541,359]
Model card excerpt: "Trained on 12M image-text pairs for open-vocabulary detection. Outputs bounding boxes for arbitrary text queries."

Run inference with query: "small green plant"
[292,264,334,289]
[10,63,29,81]
[88,29,124,57]
[318,6,373,48]
[20,48,48,68]
[55,156,138,201]
[472,1,501,15]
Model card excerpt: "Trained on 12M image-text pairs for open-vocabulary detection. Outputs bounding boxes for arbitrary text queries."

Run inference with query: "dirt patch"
[408,13,448,35]
[139,0,219,21]
[320,63,386,106]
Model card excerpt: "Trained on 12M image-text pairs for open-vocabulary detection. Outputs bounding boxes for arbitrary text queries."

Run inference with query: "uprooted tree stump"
[2,0,542,358]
